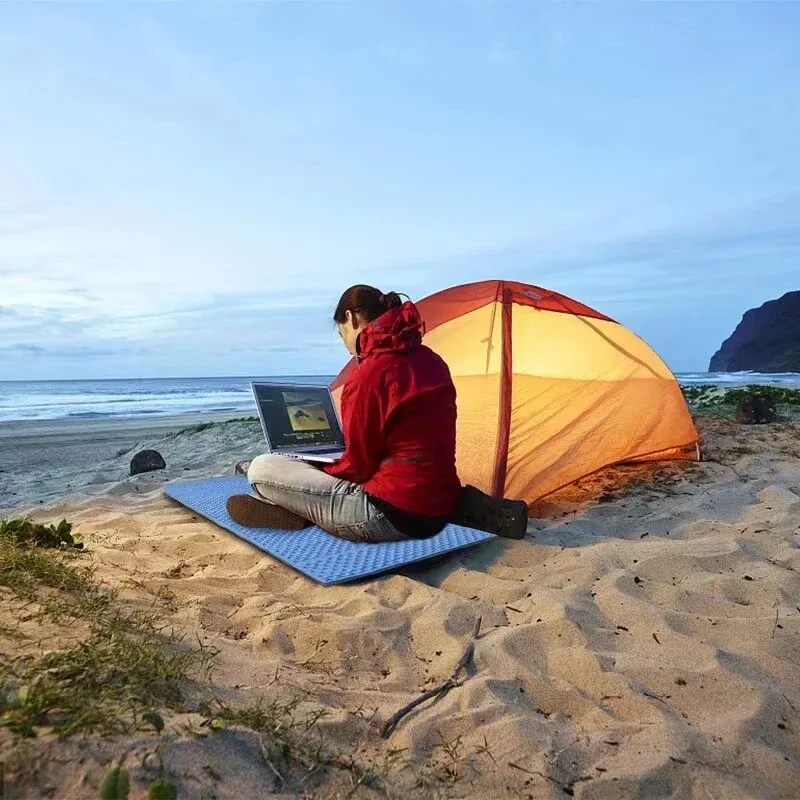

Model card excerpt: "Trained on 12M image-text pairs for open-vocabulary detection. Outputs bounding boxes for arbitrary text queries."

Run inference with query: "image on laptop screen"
[282,391,331,433]
[253,384,343,450]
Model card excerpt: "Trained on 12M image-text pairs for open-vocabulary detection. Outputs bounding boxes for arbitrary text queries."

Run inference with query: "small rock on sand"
[735,392,777,424]
[130,449,167,476]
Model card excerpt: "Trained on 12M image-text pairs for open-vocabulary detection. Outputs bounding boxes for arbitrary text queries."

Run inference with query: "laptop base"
[282,450,344,464]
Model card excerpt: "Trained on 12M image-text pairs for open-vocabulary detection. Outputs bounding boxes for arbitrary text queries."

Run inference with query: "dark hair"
[333,285,403,324]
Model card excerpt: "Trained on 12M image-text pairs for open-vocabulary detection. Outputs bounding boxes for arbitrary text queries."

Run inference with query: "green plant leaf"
[142,710,165,733]
[100,764,130,800]
[148,778,178,800]
[0,515,82,550]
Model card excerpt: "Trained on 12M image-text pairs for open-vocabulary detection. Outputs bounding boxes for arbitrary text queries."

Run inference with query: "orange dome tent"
[331,280,699,505]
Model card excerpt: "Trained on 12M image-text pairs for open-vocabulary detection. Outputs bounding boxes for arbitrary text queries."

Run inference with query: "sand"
[1,414,799,798]
[0,412,264,513]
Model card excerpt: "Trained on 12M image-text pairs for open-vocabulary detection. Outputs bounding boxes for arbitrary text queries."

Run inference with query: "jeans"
[246,454,408,543]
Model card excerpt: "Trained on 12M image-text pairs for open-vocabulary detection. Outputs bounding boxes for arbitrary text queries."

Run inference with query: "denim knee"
[246,454,285,485]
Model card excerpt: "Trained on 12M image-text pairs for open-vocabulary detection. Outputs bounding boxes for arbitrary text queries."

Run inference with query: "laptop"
[250,382,345,463]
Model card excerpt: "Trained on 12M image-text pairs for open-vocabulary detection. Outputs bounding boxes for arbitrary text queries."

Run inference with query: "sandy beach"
[1,410,799,799]
[0,413,264,515]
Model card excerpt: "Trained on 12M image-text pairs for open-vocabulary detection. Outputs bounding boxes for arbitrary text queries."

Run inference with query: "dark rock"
[709,291,800,373]
[734,391,777,424]
[130,449,166,476]
[234,460,252,476]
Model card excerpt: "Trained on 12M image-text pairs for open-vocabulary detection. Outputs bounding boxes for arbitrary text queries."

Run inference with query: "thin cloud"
[0,343,127,359]
[3,193,797,378]
[405,192,800,300]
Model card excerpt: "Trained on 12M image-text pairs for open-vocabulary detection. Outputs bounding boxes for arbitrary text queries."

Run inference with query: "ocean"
[0,376,334,423]
[0,372,798,423]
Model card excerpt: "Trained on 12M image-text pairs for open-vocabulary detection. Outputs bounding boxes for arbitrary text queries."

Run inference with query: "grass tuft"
[170,416,259,436]
[0,516,215,739]
[0,516,93,599]
[0,543,94,598]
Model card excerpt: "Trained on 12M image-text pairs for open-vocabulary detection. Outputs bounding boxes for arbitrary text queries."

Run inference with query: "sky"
[1,2,799,381]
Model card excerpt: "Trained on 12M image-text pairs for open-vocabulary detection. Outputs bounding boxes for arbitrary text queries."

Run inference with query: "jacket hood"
[356,301,423,361]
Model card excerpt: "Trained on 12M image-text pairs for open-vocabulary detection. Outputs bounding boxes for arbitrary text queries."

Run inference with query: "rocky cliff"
[709,291,800,373]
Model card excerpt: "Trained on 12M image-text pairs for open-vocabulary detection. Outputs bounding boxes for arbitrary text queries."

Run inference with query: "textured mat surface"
[164,476,493,585]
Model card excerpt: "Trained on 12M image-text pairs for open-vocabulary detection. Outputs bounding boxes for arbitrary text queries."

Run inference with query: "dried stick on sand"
[380,616,482,738]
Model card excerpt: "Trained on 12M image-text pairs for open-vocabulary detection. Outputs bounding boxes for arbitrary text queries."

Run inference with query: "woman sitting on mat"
[226,285,527,542]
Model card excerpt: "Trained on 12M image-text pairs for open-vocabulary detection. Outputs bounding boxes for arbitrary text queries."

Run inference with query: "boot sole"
[456,485,528,539]
[226,494,309,530]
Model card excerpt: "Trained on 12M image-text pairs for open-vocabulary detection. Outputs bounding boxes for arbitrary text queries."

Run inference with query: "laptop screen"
[252,383,344,450]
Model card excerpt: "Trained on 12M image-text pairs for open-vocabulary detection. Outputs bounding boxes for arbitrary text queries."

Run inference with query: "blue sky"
[1,2,798,380]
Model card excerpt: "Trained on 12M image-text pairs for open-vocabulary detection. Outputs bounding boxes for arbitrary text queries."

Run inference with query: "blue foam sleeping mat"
[163,477,494,585]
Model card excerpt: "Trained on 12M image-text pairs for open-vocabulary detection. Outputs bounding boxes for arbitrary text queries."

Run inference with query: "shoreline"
[3,381,800,514]
[0,410,251,444]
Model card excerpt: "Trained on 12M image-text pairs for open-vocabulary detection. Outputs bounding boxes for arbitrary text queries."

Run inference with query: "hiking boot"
[226,494,310,530]
[453,485,528,539]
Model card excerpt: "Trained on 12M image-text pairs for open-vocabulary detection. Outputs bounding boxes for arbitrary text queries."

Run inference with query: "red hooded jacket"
[324,302,461,529]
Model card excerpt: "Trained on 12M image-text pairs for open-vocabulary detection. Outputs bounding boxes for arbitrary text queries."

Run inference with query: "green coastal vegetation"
[171,416,260,436]
[682,384,800,420]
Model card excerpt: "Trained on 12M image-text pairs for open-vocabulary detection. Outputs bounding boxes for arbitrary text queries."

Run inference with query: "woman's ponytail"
[379,291,403,311]
[334,285,406,324]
